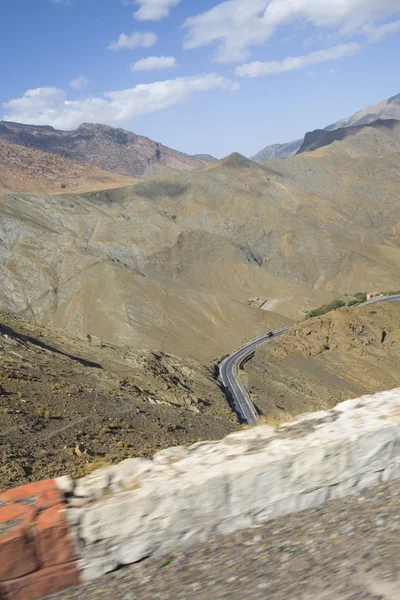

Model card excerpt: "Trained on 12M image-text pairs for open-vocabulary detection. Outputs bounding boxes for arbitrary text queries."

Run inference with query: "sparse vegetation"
[305,292,371,319]
[305,299,346,320]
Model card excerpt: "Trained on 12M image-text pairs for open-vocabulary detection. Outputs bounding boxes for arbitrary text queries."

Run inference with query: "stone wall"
[1,388,400,599]
[0,480,79,599]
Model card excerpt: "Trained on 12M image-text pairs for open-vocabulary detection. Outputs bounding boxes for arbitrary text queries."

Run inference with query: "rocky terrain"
[1,120,400,361]
[0,121,214,179]
[251,91,400,162]
[0,314,238,490]
[243,303,400,425]
[0,140,138,195]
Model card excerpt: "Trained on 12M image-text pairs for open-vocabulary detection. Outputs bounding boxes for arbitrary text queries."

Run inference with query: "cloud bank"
[108,31,157,51]
[131,56,177,71]
[183,0,400,62]
[235,43,361,77]
[3,75,238,130]
[133,0,181,21]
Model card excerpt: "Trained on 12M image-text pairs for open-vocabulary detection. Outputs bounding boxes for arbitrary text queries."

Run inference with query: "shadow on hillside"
[0,323,102,369]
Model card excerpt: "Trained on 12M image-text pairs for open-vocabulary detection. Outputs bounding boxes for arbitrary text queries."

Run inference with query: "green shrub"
[354,292,367,302]
[347,298,361,307]
[305,299,346,320]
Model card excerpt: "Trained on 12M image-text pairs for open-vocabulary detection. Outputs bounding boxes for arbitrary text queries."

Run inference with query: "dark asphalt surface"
[219,328,288,424]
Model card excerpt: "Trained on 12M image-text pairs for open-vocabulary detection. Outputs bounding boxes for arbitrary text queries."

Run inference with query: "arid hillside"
[1,120,400,361]
[0,121,214,178]
[0,314,239,490]
[0,140,138,194]
[243,303,400,424]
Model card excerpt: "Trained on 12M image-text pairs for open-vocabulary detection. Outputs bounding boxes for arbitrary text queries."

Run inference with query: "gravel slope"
[48,481,400,600]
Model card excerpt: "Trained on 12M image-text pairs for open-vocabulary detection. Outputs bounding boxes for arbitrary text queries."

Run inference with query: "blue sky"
[1,0,400,157]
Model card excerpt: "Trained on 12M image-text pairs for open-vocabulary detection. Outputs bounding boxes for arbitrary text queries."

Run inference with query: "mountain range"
[1,116,400,362]
[0,121,215,183]
[251,91,400,162]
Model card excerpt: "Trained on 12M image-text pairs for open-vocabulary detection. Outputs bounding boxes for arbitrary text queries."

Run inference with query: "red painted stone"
[35,503,76,568]
[0,562,80,600]
[0,480,61,512]
[0,503,38,582]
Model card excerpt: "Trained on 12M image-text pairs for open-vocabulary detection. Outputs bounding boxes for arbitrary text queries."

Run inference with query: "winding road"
[220,295,400,425]
[219,328,288,425]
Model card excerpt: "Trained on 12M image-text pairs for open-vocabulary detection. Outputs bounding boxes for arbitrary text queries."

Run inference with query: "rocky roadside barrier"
[1,387,399,600]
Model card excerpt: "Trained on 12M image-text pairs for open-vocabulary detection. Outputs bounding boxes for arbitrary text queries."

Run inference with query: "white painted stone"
[74,466,115,501]
[382,459,400,482]
[55,475,74,495]
[111,458,153,493]
[63,388,400,582]
[153,447,189,464]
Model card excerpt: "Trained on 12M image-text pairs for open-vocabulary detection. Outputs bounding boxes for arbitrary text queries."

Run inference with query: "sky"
[1,0,400,158]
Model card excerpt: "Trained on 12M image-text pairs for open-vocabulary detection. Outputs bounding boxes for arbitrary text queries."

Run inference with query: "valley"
[1,105,400,489]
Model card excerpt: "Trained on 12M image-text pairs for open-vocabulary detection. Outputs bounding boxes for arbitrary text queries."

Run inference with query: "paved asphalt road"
[361,294,400,306]
[219,328,288,425]
[220,295,400,425]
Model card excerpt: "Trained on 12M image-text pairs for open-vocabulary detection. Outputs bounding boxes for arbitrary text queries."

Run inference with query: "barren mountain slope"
[1,122,399,360]
[0,314,239,489]
[0,140,139,194]
[243,303,400,424]
[251,91,400,162]
[0,184,291,361]
[0,121,214,178]
[298,118,400,154]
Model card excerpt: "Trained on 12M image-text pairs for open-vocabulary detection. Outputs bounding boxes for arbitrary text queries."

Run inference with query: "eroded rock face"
[55,388,400,582]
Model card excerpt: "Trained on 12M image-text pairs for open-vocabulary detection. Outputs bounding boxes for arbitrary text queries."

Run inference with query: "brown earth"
[243,303,400,425]
[0,314,238,490]
[0,140,139,195]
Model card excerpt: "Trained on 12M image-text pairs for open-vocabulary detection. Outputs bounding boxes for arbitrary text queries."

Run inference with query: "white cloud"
[362,19,400,42]
[183,0,400,62]
[131,56,177,71]
[3,75,238,130]
[50,0,71,5]
[235,42,361,77]
[107,31,157,51]
[70,75,89,90]
[133,0,181,21]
